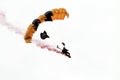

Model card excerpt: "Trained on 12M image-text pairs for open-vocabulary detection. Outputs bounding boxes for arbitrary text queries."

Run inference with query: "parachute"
[0,8,71,58]
[24,8,69,43]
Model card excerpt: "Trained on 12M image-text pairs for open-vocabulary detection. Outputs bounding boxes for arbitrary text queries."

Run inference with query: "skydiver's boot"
[67,53,71,58]
[64,52,71,58]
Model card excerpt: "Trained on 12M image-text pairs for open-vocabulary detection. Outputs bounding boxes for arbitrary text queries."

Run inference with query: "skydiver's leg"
[64,52,71,58]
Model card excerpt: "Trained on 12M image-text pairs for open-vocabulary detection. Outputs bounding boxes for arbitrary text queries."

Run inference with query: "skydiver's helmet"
[40,31,49,40]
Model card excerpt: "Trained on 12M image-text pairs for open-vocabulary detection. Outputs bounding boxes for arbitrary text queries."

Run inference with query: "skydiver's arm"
[57,45,62,50]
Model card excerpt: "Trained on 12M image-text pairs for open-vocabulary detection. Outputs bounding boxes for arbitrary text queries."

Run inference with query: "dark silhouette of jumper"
[57,42,71,58]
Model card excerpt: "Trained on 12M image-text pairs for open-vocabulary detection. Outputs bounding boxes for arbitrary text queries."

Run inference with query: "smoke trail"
[32,39,62,53]
[0,10,63,55]
[0,10,24,35]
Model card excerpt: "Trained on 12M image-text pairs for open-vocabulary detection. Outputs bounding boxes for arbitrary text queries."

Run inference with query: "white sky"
[0,0,120,80]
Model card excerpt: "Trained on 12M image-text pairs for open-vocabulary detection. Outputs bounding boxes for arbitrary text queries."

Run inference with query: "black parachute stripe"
[44,11,53,21]
[32,19,41,30]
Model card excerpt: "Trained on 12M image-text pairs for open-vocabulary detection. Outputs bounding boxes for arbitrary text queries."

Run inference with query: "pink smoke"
[33,39,62,53]
[0,10,63,55]
[0,11,24,35]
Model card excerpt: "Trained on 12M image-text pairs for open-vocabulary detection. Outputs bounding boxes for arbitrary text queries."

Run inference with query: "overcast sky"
[0,0,120,80]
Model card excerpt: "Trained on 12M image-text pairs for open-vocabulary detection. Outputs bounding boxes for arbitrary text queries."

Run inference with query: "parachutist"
[40,31,49,40]
[62,47,71,58]
[57,43,71,58]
